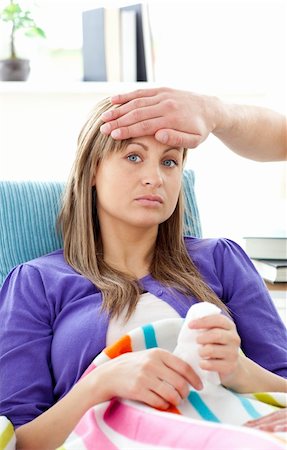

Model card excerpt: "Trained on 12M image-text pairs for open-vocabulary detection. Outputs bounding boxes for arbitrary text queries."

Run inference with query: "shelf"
[0,81,153,94]
[0,81,268,98]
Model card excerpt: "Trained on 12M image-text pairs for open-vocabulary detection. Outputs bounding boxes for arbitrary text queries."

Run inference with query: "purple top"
[0,237,286,428]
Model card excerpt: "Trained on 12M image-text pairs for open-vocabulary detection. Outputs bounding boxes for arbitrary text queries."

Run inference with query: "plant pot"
[0,58,30,81]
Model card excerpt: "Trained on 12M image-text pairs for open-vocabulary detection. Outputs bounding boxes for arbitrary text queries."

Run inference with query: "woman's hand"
[245,408,287,432]
[100,87,220,148]
[188,313,242,388]
[86,348,203,410]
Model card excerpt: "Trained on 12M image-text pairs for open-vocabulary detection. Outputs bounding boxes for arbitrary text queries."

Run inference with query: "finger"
[197,328,239,346]
[246,419,287,432]
[161,351,203,390]
[199,343,236,360]
[106,118,171,141]
[101,103,168,135]
[101,96,161,123]
[155,129,203,149]
[142,389,171,410]
[189,314,234,331]
[247,417,287,429]
[274,423,287,432]
[152,379,182,406]
[246,410,287,426]
[200,358,238,375]
[111,88,164,105]
[156,367,190,400]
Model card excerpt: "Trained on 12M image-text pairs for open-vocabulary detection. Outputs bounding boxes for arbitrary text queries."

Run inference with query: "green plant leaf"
[24,26,46,38]
[0,3,21,20]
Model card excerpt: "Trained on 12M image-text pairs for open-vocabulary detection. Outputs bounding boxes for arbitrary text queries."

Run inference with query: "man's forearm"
[213,102,287,161]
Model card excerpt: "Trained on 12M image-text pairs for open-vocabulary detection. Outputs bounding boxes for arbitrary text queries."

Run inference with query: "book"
[251,259,287,283]
[120,8,137,82]
[104,8,121,82]
[82,4,154,82]
[243,236,287,260]
[120,3,154,81]
[82,8,107,81]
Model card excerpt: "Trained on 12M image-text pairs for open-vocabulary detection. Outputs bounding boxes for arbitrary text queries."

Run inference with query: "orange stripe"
[155,404,181,415]
[165,404,181,415]
[105,334,132,359]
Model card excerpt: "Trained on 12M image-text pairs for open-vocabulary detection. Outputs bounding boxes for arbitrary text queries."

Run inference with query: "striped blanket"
[1,313,286,450]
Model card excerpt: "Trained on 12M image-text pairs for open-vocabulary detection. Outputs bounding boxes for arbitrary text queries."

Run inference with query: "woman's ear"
[91,172,97,187]
[91,161,100,186]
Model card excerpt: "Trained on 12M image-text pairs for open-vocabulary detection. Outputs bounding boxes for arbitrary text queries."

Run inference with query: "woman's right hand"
[85,348,203,410]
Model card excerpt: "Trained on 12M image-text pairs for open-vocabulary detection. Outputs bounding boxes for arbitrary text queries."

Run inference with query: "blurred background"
[0,0,286,242]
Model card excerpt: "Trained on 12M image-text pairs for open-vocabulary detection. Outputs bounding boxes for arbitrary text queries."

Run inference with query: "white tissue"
[173,302,221,388]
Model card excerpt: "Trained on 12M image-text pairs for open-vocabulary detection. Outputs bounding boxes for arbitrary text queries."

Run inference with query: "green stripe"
[142,324,158,348]
[0,420,14,450]
[253,392,284,408]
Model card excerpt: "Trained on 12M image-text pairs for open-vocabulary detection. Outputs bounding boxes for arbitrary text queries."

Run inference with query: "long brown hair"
[58,97,228,319]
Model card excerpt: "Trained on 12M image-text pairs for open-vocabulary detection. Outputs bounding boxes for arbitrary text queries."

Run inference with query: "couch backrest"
[0,170,201,285]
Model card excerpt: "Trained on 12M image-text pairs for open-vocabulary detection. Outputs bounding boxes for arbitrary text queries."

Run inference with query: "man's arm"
[100,87,287,161]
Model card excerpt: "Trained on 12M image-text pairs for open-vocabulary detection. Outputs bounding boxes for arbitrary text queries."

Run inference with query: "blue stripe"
[231,391,261,419]
[188,391,220,422]
[142,324,158,349]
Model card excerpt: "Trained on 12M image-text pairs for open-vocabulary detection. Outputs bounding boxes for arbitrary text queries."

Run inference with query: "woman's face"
[93,136,184,232]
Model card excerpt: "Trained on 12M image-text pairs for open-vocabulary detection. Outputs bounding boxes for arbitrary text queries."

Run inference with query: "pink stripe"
[104,399,284,450]
[74,408,117,450]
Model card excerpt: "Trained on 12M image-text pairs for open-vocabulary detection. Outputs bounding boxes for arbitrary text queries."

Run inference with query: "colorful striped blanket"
[1,310,286,450]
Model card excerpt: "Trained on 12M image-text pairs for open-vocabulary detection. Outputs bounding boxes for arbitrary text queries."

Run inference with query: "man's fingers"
[110,88,164,105]
[105,118,169,140]
[101,96,161,123]
[155,129,202,149]
[101,103,167,136]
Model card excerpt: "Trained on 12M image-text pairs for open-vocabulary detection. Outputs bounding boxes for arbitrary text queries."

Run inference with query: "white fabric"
[173,302,221,389]
[106,292,180,346]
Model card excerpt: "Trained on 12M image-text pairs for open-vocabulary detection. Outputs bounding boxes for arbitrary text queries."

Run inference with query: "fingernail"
[156,131,168,144]
[100,111,112,121]
[100,124,111,134]
[111,129,121,139]
[196,381,203,390]
[110,95,120,104]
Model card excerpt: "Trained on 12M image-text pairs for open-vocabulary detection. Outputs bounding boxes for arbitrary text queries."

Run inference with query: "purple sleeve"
[213,238,287,377]
[0,264,55,428]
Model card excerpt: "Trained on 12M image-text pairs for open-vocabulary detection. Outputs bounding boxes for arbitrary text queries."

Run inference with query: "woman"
[0,98,286,450]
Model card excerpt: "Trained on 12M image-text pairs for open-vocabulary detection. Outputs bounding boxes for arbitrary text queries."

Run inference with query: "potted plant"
[0,0,45,81]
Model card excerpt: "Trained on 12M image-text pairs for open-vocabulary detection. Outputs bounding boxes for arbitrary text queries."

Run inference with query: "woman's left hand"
[188,313,242,387]
[245,408,287,432]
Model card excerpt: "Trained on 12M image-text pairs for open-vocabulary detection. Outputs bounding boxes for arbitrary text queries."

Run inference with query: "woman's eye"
[127,154,142,163]
[163,159,177,167]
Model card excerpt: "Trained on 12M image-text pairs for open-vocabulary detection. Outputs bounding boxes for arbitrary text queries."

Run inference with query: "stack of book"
[82,3,154,82]
[244,236,287,283]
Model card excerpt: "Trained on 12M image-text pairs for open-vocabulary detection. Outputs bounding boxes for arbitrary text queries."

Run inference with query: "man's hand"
[100,87,220,148]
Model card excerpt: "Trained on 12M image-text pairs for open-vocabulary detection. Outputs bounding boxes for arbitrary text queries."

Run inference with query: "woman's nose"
[141,164,163,187]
